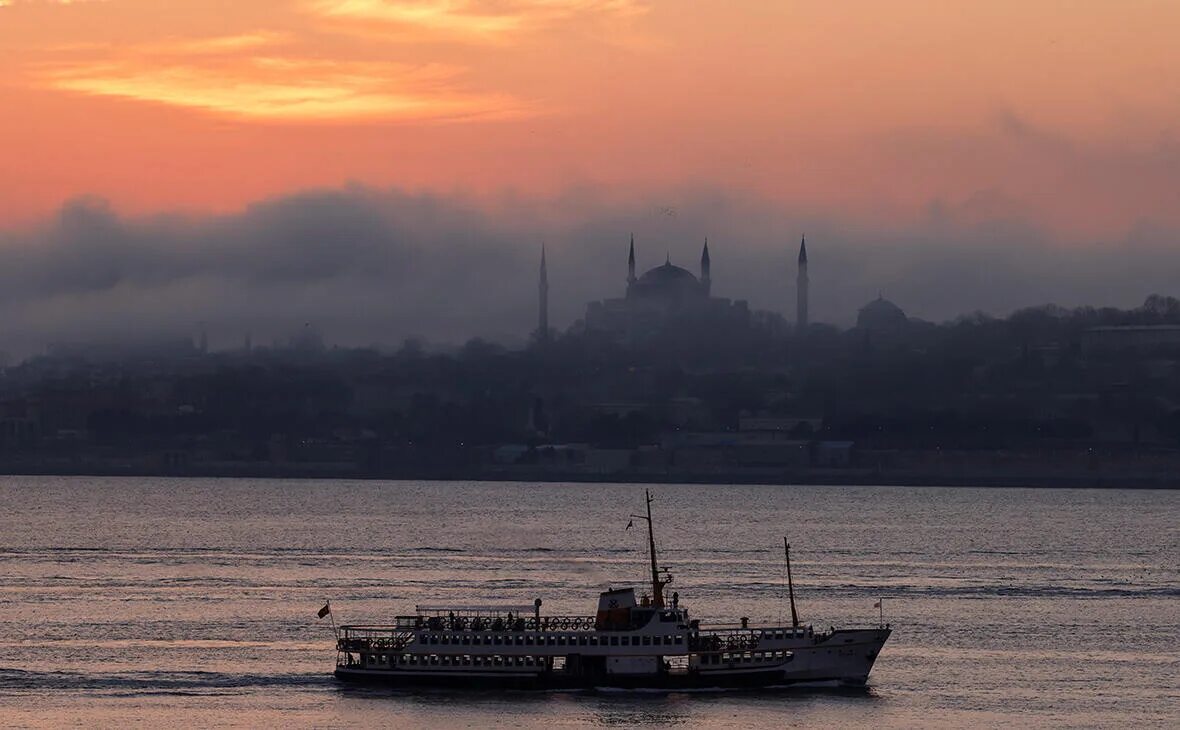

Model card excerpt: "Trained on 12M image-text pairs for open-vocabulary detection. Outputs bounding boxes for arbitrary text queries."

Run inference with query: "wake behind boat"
[327,490,891,690]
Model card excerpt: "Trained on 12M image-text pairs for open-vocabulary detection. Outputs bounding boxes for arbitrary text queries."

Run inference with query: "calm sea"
[0,477,1177,728]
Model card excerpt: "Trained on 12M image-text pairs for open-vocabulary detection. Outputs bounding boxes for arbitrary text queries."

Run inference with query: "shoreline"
[1,463,1177,489]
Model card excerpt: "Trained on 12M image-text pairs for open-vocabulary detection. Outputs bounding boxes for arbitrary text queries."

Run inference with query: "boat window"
[525,635,534,645]
[642,636,651,646]
[674,635,683,644]
[660,611,676,622]
[620,636,629,646]
[515,636,523,646]
[589,636,598,646]
[578,636,587,646]
[547,636,556,646]
[610,636,619,646]
[430,655,439,665]
[494,656,503,666]
[493,636,502,645]
[461,636,470,645]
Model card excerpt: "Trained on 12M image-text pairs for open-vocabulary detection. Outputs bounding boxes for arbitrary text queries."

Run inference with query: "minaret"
[700,238,711,296]
[538,244,549,341]
[627,234,637,288]
[796,235,809,331]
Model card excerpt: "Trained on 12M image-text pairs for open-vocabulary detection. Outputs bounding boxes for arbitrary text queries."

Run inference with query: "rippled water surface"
[1,477,1177,728]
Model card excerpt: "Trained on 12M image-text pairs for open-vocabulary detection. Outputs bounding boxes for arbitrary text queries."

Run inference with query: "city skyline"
[2,2,1180,353]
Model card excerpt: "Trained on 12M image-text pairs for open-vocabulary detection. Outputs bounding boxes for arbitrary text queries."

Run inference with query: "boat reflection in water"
[330,490,891,690]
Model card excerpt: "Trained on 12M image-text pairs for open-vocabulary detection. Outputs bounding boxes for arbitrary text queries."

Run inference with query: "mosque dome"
[629,260,707,300]
[857,295,908,331]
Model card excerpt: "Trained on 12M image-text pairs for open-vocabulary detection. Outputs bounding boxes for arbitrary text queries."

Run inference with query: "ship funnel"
[596,587,637,629]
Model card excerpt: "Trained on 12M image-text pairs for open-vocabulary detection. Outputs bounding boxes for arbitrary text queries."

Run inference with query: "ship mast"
[784,537,800,629]
[631,489,670,607]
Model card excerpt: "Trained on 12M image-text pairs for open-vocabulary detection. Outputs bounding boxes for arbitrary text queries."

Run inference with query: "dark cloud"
[0,184,1178,360]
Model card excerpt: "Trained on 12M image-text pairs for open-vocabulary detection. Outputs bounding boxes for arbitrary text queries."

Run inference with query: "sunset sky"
[1,1,1179,351]
[4,0,1178,232]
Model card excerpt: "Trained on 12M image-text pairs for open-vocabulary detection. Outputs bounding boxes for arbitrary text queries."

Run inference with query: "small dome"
[857,295,908,331]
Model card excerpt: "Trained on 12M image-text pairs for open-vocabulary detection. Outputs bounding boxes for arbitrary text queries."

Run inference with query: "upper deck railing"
[343,614,599,634]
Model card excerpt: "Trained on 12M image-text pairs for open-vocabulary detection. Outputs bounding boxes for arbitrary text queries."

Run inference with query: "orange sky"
[3,0,1179,236]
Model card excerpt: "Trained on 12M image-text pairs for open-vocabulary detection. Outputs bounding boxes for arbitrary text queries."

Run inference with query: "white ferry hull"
[334,628,890,691]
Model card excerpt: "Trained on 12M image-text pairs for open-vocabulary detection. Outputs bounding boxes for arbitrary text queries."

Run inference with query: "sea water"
[1,477,1177,728]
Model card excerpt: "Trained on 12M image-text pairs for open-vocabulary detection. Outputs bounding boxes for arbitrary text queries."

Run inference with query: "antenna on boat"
[630,489,671,607]
[784,538,800,629]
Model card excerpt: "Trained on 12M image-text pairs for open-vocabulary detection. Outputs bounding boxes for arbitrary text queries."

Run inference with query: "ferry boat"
[329,490,891,689]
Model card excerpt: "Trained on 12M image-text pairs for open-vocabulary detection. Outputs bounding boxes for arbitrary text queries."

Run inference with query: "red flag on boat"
[317,602,331,619]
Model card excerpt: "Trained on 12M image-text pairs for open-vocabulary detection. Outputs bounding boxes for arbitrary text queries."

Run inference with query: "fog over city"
[0,183,1176,358]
